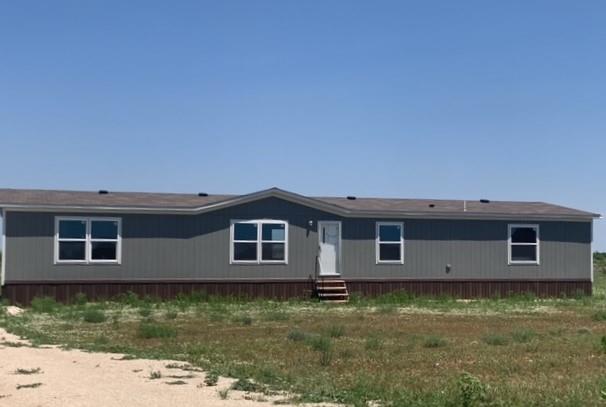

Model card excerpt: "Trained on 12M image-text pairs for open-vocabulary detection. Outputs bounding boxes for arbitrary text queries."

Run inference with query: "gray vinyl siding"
[4,197,592,282]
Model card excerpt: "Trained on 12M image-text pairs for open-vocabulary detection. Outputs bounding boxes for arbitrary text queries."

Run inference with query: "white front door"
[318,221,341,276]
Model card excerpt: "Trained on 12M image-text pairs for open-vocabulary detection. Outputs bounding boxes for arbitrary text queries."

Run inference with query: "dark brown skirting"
[345,279,592,299]
[1,279,592,305]
[1,280,316,306]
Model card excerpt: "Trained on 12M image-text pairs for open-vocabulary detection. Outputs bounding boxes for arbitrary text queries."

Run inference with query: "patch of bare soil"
[0,328,330,407]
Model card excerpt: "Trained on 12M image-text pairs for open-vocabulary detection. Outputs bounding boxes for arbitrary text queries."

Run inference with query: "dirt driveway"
[0,328,318,407]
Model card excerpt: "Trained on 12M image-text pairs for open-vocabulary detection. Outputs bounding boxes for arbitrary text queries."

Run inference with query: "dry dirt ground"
[0,327,325,407]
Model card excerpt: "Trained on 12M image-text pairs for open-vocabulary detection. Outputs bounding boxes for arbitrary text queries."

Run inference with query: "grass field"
[3,255,606,406]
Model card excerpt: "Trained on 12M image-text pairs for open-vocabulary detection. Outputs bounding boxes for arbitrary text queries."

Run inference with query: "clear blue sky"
[1,1,604,250]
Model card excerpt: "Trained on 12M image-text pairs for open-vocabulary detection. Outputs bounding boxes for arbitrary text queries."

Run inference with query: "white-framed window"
[508,224,539,265]
[230,220,288,264]
[55,217,121,264]
[376,222,404,264]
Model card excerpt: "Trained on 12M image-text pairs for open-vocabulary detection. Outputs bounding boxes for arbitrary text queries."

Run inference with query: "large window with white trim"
[55,217,121,264]
[508,224,539,264]
[376,222,404,264]
[231,220,288,264]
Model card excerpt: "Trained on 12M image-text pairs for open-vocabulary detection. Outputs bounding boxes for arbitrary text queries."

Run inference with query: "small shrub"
[600,336,606,354]
[149,370,162,379]
[483,334,509,346]
[457,372,489,407]
[423,335,447,348]
[511,329,536,343]
[73,292,88,306]
[231,378,264,392]
[218,389,229,399]
[138,322,177,339]
[83,309,107,323]
[30,297,60,314]
[326,325,345,338]
[204,370,219,386]
[204,371,219,386]
[593,311,606,321]
[287,329,308,342]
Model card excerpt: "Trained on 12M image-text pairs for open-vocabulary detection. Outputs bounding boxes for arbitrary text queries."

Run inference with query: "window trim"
[376,221,404,265]
[54,216,122,265]
[230,219,288,265]
[507,224,540,265]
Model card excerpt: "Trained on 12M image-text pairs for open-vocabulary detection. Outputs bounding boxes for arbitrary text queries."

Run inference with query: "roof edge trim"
[0,187,600,220]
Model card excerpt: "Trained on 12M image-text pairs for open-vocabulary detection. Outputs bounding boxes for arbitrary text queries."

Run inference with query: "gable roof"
[0,187,599,221]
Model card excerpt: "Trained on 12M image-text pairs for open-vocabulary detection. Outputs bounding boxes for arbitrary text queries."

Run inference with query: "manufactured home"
[0,187,599,304]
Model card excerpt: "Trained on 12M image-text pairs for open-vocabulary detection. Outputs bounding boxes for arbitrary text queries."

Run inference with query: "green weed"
[511,329,536,343]
[138,322,177,339]
[365,336,383,351]
[30,297,60,314]
[483,334,509,346]
[231,378,264,392]
[204,371,219,386]
[73,292,88,306]
[326,325,345,338]
[82,309,106,323]
[456,372,489,407]
[423,335,447,348]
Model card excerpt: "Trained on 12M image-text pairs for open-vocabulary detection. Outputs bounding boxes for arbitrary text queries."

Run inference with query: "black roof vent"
[480,199,490,203]
[428,203,435,208]
[98,190,109,195]
[198,192,209,197]
[346,196,357,200]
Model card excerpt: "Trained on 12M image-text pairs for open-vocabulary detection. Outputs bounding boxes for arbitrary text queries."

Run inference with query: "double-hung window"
[508,224,539,265]
[376,222,404,264]
[231,220,288,264]
[56,218,87,262]
[55,217,121,264]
